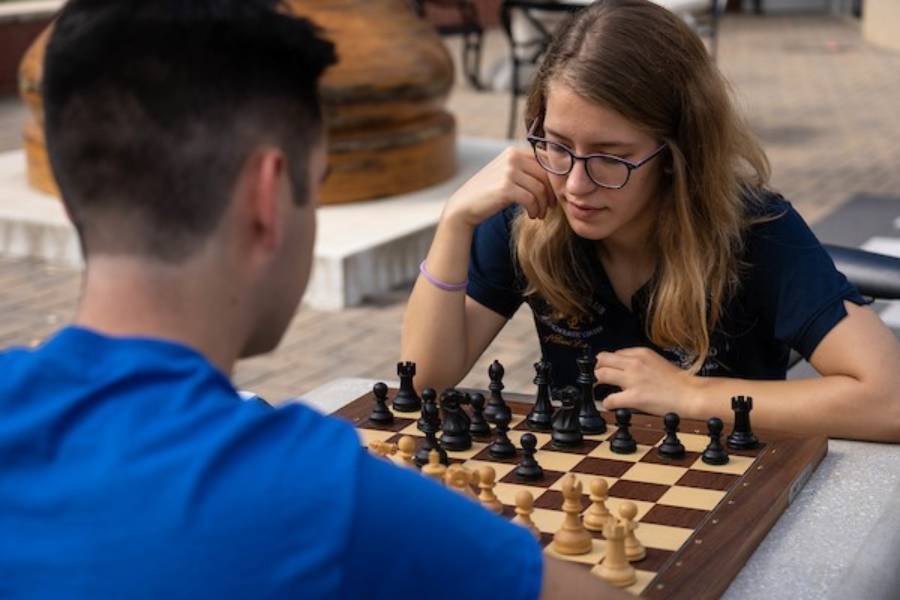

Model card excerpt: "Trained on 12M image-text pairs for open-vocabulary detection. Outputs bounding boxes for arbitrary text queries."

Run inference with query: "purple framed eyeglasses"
[526,121,667,190]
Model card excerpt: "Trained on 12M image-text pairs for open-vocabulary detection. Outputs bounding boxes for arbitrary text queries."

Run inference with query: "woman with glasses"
[402,0,900,442]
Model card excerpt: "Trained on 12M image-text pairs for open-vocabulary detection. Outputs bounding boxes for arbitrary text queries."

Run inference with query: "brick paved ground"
[1,15,899,402]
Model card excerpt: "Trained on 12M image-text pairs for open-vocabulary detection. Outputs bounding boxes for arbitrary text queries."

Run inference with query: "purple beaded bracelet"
[419,260,468,292]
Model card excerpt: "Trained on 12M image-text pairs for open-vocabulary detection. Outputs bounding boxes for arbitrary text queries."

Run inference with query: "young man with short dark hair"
[0,1,620,598]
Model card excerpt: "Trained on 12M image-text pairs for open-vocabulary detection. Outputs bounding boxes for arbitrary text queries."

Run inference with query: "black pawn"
[576,349,606,434]
[526,359,554,431]
[609,408,637,454]
[368,382,394,425]
[415,388,447,466]
[439,390,472,451]
[727,396,759,450]
[551,386,583,448]
[702,417,730,465]
[488,405,517,459]
[657,412,685,458]
[393,361,421,412]
[484,360,509,424]
[467,392,492,438]
[515,433,544,481]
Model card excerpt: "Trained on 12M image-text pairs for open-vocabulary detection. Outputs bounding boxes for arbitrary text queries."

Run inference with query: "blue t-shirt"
[468,192,865,397]
[0,327,542,599]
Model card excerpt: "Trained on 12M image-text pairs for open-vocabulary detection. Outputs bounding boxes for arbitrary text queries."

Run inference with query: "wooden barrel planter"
[18,0,458,204]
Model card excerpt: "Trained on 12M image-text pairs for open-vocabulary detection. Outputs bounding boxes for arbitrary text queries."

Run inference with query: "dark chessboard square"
[500,468,566,488]
[538,439,602,455]
[676,470,740,491]
[640,450,702,468]
[534,489,591,512]
[608,480,669,503]
[512,419,556,433]
[361,417,415,433]
[471,446,520,464]
[640,505,709,529]
[571,457,634,478]
[629,428,665,446]
[635,547,676,572]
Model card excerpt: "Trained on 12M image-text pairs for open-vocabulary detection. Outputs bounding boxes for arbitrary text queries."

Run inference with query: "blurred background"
[0,0,898,402]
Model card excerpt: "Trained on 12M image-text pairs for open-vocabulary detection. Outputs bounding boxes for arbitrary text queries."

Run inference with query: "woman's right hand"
[442,147,556,229]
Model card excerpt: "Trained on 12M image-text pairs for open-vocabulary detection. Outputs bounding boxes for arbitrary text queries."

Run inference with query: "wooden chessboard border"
[335,388,828,599]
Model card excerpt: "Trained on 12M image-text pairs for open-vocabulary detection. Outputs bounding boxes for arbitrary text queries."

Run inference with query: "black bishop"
[526,359,554,431]
[576,348,606,434]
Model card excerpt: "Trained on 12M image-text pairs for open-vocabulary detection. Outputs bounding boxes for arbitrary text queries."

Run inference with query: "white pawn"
[397,436,416,467]
[421,449,446,483]
[477,465,503,514]
[583,478,612,532]
[618,501,646,562]
[513,489,541,540]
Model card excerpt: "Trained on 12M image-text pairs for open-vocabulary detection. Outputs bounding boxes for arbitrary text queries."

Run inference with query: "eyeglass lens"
[533,140,629,188]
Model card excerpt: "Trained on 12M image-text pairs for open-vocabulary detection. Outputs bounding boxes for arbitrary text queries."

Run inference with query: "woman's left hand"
[595,347,697,415]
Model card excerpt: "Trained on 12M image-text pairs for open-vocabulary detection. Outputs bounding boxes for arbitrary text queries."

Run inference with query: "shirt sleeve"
[749,198,867,360]
[341,450,543,600]
[467,207,525,319]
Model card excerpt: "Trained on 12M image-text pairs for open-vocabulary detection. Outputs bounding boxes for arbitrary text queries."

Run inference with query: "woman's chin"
[563,209,613,241]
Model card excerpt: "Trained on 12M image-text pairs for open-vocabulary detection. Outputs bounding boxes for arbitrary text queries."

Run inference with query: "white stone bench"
[0,137,508,310]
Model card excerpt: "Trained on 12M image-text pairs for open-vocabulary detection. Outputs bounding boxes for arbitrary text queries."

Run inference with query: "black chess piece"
[439,389,472,451]
[526,359,554,431]
[702,417,730,465]
[576,348,606,434]
[415,388,448,466]
[484,360,509,424]
[515,433,544,481]
[727,396,759,450]
[393,361,421,412]
[488,404,517,459]
[466,392,492,438]
[657,412,685,458]
[551,386,584,448]
[368,381,394,425]
[609,408,637,454]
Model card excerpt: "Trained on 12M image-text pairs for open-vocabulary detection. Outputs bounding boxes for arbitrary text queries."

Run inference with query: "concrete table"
[298,377,900,600]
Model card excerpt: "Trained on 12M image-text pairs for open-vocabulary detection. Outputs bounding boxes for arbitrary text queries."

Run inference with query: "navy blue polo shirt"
[0,327,542,599]
[467,192,865,397]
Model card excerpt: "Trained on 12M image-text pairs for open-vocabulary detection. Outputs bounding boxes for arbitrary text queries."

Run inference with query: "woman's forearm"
[401,212,475,391]
[687,375,900,442]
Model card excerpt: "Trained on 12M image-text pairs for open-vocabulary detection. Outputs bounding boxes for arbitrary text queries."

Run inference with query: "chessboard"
[334,383,828,599]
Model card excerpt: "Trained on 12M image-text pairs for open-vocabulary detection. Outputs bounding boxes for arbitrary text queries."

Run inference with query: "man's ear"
[239,147,288,254]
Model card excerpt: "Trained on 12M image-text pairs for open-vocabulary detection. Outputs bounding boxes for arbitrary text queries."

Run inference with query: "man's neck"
[74,255,246,376]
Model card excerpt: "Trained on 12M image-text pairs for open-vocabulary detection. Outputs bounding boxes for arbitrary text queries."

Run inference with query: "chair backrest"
[787,244,900,368]
[823,244,900,300]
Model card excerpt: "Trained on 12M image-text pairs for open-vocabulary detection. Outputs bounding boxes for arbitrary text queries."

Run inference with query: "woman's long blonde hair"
[514,0,770,373]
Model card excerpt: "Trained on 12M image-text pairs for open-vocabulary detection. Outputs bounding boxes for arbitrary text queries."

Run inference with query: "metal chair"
[500,0,583,138]
[499,0,728,138]
[787,244,900,369]
[412,0,486,89]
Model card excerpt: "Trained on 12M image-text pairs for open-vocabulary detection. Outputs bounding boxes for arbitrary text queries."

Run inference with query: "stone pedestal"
[17,0,460,205]
[0,137,507,309]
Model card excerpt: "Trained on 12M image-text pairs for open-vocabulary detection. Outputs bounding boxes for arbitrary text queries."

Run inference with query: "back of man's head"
[43,0,337,262]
